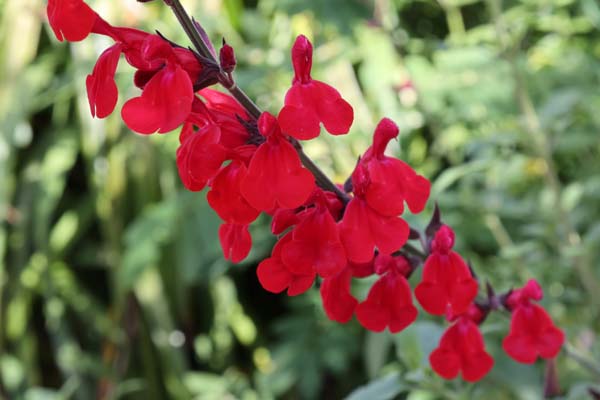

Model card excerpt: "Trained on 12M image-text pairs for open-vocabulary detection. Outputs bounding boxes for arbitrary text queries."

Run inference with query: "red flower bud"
[219,40,236,73]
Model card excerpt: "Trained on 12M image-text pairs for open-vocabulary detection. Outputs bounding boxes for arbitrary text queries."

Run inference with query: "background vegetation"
[1,0,600,398]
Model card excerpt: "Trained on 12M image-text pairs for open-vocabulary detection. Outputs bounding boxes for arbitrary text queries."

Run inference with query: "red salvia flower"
[361,118,430,216]
[320,267,358,323]
[256,232,316,296]
[270,189,342,235]
[52,7,202,130]
[339,163,410,263]
[208,159,260,263]
[92,21,158,71]
[83,24,151,119]
[240,112,315,211]
[280,193,347,278]
[94,22,200,86]
[259,189,345,289]
[278,35,354,140]
[429,305,494,382]
[83,20,201,133]
[415,225,478,316]
[47,0,97,42]
[176,122,227,192]
[355,254,417,333]
[121,35,195,134]
[502,280,565,364]
[121,62,192,133]
[207,160,260,225]
[339,118,428,263]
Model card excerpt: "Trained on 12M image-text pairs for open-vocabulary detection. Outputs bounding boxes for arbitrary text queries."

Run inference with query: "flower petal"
[121,64,193,134]
[47,0,96,42]
[86,43,122,118]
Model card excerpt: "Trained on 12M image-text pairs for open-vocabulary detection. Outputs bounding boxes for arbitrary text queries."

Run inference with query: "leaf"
[345,373,405,400]
[120,197,179,289]
[183,372,227,396]
[223,0,244,31]
[394,321,444,370]
[431,159,490,197]
[24,388,59,400]
[364,331,392,379]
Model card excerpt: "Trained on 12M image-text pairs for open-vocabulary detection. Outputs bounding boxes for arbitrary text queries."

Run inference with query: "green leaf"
[364,331,392,378]
[345,373,405,400]
[394,321,444,370]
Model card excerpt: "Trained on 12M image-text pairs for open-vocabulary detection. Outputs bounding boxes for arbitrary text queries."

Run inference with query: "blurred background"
[1,0,600,398]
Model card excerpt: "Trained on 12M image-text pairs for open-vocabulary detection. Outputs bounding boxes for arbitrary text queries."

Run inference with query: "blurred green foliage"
[1,0,600,399]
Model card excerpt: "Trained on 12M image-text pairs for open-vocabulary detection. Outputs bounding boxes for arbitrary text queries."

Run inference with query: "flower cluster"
[47,0,565,384]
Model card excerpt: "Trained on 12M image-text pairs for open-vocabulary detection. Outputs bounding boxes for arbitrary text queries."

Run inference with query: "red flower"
[361,118,430,216]
[93,23,201,84]
[176,119,228,192]
[429,309,494,382]
[338,118,429,263]
[415,225,478,316]
[199,89,251,149]
[48,8,202,129]
[278,35,353,140]
[280,195,346,278]
[121,36,195,134]
[207,160,260,225]
[207,158,260,263]
[47,0,97,42]
[122,73,195,134]
[320,267,358,323]
[339,163,410,263]
[256,232,315,296]
[502,280,565,364]
[86,43,122,118]
[240,112,315,211]
[75,32,200,133]
[355,255,417,333]
[92,21,157,71]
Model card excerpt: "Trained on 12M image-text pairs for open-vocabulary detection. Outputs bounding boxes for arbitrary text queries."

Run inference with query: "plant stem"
[563,342,600,379]
[166,0,213,61]
[291,139,350,203]
[166,0,347,199]
[402,241,427,261]
[439,0,465,41]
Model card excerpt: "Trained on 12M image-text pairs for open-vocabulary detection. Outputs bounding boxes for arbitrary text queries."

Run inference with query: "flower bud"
[220,40,236,73]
